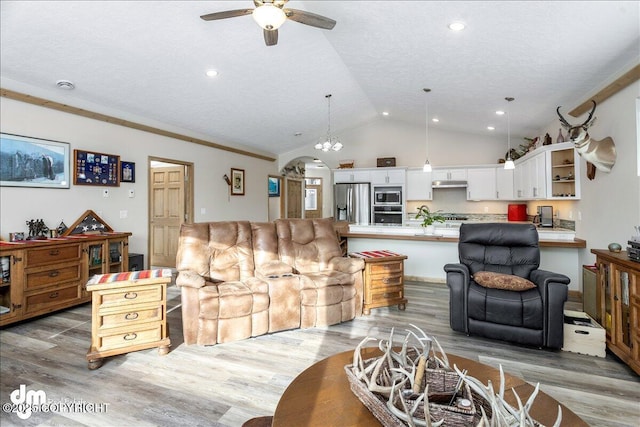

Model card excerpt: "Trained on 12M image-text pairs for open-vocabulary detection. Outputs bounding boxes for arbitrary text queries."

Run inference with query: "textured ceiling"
[1,1,638,157]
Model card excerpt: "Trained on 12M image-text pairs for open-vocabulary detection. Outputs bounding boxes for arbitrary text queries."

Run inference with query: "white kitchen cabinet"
[495,167,514,200]
[406,168,432,200]
[370,168,406,185]
[466,168,496,200]
[333,169,371,183]
[514,151,546,199]
[432,168,467,182]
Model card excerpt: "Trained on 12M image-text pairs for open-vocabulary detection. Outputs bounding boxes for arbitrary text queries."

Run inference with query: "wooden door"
[150,166,185,267]
[304,177,323,219]
[286,178,303,218]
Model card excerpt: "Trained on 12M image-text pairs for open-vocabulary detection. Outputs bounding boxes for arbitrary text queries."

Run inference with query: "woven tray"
[345,357,480,426]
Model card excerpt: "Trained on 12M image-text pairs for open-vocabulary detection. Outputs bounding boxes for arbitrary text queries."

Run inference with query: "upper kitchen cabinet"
[548,144,581,199]
[406,168,433,201]
[466,167,496,200]
[513,142,580,200]
[432,168,467,182]
[370,168,406,186]
[514,151,547,200]
[495,167,515,200]
[333,169,371,183]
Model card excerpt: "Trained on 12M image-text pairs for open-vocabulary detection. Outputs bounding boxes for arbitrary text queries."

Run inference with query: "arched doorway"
[275,156,332,220]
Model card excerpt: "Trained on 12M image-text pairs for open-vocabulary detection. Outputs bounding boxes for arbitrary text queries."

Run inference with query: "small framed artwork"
[0,133,70,189]
[121,161,135,183]
[74,149,120,186]
[268,175,280,197]
[231,168,245,196]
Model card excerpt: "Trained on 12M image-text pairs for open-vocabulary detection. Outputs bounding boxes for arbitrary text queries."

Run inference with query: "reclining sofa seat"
[176,218,364,346]
[444,223,570,349]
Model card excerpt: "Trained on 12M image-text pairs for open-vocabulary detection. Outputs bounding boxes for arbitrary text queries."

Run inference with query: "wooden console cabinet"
[351,251,408,315]
[591,249,639,374]
[0,232,130,327]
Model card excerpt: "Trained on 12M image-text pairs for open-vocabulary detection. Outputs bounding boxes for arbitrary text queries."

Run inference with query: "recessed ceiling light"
[448,22,466,31]
[313,158,322,163]
[495,110,505,115]
[56,80,75,90]
[432,118,439,123]
[205,69,219,77]
[382,111,390,116]
[487,126,495,130]
[294,132,302,136]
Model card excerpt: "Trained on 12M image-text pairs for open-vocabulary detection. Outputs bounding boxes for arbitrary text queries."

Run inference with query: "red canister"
[507,204,528,221]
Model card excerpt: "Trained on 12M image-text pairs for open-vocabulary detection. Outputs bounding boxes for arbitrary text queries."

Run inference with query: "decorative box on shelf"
[562,309,605,358]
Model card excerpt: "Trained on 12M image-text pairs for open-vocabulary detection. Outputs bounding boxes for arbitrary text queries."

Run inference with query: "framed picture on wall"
[121,161,135,183]
[268,175,280,197]
[0,133,70,188]
[73,149,120,186]
[231,168,245,195]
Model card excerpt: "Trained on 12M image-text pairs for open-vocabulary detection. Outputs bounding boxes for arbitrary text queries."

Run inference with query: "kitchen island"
[340,223,586,292]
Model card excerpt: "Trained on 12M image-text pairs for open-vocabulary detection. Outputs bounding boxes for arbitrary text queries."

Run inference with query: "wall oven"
[373,205,403,225]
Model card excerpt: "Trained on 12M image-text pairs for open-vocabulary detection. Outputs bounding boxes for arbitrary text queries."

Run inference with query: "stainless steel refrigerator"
[334,182,371,224]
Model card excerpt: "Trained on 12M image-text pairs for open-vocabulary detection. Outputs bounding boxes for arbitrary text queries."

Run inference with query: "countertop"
[341,222,586,248]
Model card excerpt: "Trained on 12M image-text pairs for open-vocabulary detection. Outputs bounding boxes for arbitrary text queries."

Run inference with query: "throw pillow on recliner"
[472,271,536,291]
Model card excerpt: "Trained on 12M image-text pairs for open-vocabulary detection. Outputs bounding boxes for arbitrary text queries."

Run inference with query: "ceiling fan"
[200,0,336,46]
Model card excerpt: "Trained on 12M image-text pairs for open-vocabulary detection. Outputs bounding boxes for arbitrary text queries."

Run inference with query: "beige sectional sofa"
[176,218,365,346]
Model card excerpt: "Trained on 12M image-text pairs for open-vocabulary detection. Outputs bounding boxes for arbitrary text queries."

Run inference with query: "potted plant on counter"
[415,205,445,235]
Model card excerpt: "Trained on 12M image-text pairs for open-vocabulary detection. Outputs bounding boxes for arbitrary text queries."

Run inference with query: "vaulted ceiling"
[1,1,638,157]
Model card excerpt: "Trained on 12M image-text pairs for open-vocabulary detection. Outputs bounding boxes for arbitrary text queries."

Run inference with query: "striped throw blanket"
[87,269,172,285]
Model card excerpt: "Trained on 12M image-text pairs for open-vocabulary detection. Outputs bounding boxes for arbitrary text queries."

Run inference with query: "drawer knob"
[49,270,60,278]
[125,312,139,320]
[123,333,138,341]
[49,292,59,299]
[124,292,138,299]
[49,249,60,256]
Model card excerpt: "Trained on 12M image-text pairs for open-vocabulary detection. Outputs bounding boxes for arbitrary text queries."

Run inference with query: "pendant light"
[423,88,432,172]
[504,97,515,170]
[315,94,343,152]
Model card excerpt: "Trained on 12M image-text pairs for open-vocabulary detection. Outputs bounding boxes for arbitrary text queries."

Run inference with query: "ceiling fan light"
[323,140,332,149]
[332,141,343,151]
[252,4,286,30]
[314,142,323,150]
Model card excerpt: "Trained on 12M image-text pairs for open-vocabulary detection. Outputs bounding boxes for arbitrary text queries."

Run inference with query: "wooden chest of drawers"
[352,252,408,315]
[86,271,171,369]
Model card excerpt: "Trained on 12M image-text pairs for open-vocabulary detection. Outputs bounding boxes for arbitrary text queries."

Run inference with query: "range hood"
[432,180,468,188]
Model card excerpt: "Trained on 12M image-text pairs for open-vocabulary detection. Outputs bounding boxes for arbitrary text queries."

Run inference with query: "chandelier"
[315,94,343,152]
[504,97,515,170]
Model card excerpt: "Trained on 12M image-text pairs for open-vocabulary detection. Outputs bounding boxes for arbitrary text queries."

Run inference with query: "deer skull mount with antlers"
[557,100,616,180]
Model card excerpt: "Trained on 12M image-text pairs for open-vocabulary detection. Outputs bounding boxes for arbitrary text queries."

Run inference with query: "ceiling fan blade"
[264,29,278,46]
[284,8,336,30]
[200,9,253,21]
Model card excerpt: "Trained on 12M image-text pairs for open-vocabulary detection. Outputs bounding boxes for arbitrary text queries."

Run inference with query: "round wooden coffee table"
[272,347,587,426]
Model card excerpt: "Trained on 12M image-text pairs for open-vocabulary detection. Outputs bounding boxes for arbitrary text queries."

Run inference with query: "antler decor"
[345,324,562,426]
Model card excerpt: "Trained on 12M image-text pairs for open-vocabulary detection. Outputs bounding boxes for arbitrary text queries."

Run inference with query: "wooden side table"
[350,250,408,315]
[86,269,172,369]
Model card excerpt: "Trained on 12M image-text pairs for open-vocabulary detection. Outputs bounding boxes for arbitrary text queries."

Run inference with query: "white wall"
[0,98,277,257]
[536,80,640,265]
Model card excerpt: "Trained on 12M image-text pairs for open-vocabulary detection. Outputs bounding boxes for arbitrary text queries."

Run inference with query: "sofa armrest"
[530,269,570,349]
[328,257,365,274]
[444,263,470,333]
[176,270,206,289]
[255,260,293,278]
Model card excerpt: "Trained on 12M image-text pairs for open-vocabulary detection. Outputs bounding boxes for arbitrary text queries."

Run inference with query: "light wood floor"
[1,281,638,427]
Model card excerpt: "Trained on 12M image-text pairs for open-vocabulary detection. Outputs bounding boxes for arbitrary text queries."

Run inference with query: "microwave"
[374,187,402,205]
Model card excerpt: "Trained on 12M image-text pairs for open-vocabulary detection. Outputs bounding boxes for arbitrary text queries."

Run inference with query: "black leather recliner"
[444,223,570,349]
